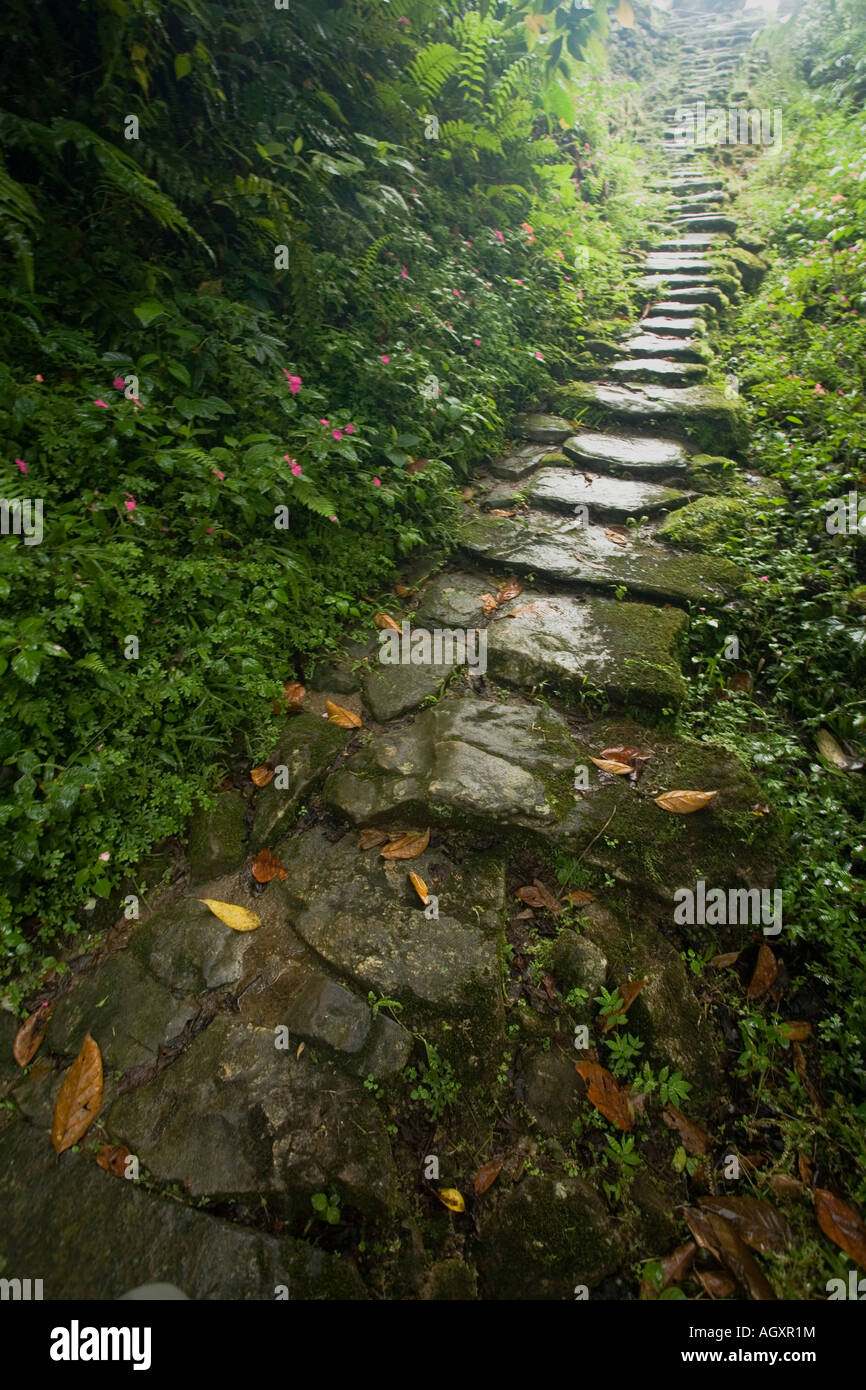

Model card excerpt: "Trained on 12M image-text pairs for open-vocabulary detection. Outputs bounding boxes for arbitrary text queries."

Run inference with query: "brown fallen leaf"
[474,1158,503,1196]
[13,1005,51,1067]
[695,1268,737,1299]
[780,1020,811,1041]
[766,1174,805,1201]
[478,593,499,615]
[562,889,596,906]
[709,950,741,969]
[684,1207,776,1301]
[51,1034,103,1155]
[96,1144,132,1178]
[326,700,362,729]
[661,1102,710,1155]
[380,828,430,860]
[698,1196,792,1255]
[407,458,429,475]
[590,756,632,775]
[640,1240,696,1299]
[797,1152,813,1186]
[358,828,390,849]
[747,943,778,999]
[250,764,275,787]
[728,671,752,693]
[296,1041,305,1059]
[792,1040,824,1112]
[489,508,516,518]
[814,1190,866,1271]
[576,1060,633,1131]
[460,486,474,500]
[654,789,719,813]
[394,583,415,598]
[816,728,864,772]
[374,612,401,632]
[601,978,648,1031]
[251,848,287,883]
[604,527,628,545]
[409,871,429,905]
[283,681,306,708]
[506,600,563,619]
[599,745,649,764]
[516,881,562,914]
[496,577,524,603]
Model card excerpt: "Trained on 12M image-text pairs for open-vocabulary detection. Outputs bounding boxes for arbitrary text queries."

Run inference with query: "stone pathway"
[0,7,782,1301]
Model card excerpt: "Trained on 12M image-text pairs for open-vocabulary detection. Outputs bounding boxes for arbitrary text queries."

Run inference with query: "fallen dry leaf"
[516,881,562,914]
[358,828,390,849]
[199,898,261,932]
[562,889,596,906]
[797,1152,813,1186]
[394,583,415,598]
[604,527,628,545]
[13,1006,51,1067]
[250,764,275,788]
[478,593,499,615]
[662,1102,710,1155]
[684,1207,776,1301]
[96,1144,132,1178]
[436,1188,465,1213]
[460,485,474,500]
[698,1196,792,1255]
[283,681,306,708]
[474,1159,503,1196]
[601,978,648,1031]
[792,1040,824,1112]
[780,1021,811,1041]
[747,943,778,999]
[641,1240,696,1299]
[251,848,287,883]
[599,745,649,764]
[51,1034,103,1155]
[576,1060,633,1131]
[816,728,864,772]
[407,458,429,475]
[496,577,524,603]
[590,756,632,775]
[380,829,430,860]
[696,1268,737,1299]
[654,789,719,813]
[374,612,401,632]
[326,700,362,729]
[489,508,516,518]
[709,951,741,969]
[409,871,429,905]
[814,1190,866,1270]
[766,1174,805,1201]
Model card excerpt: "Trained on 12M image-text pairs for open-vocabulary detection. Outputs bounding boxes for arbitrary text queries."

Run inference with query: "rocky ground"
[0,7,788,1300]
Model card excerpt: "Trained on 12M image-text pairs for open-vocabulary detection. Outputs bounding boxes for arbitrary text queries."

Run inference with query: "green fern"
[407,43,460,100]
[0,154,40,291]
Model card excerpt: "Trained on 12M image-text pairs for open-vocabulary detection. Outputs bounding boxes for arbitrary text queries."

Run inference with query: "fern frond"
[407,43,460,100]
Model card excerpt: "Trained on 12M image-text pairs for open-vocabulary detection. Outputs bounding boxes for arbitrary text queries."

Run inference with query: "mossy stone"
[188,789,246,883]
[424,1258,478,1300]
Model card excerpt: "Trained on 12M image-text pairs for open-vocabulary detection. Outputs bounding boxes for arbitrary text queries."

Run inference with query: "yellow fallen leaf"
[654,790,719,814]
[325,700,362,729]
[409,871,429,904]
[374,612,401,632]
[198,898,261,932]
[590,756,632,775]
[436,1188,465,1213]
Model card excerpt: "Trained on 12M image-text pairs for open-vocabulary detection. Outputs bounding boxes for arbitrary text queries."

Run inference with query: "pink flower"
[474,338,481,346]
[535,351,544,361]
[206,527,215,534]
[332,429,343,441]
[493,230,505,243]
[759,576,770,581]
[397,15,410,25]
[113,377,126,391]
[319,418,329,426]
[345,423,355,434]
[453,288,461,298]
[124,494,136,511]
[15,458,28,474]
[373,477,382,487]
[34,374,43,383]
[99,851,111,862]
[96,744,103,751]
[330,515,337,522]
[814,383,825,394]
[282,454,302,476]
[212,468,225,480]
[380,355,390,364]
[282,370,302,394]
[94,399,109,408]
[401,266,409,279]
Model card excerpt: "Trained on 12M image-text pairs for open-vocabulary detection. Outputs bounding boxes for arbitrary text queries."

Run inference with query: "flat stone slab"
[324,699,779,897]
[641,316,706,337]
[270,831,504,1060]
[416,572,491,628]
[515,413,573,444]
[131,897,257,996]
[609,358,707,385]
[462,513,741,605]
[624,334,707,362]
[562,429,689,474]
[672,214,738,234]
[46,951,198,1073]
[643,254,710,272]
[0,1121,367,1299]
[561,382,746,453]
[485,589,688,710]
[661,285,730,309]
[363,654,455,723]
[654,235,721,251]
[489,442,553,481]
[524,468,690,520]
[109,1015,398,1217]
[650,300,709,317]
[251,712,347,848]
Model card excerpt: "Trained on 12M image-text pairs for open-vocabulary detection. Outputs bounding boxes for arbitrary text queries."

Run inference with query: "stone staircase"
[0,6,785,1301]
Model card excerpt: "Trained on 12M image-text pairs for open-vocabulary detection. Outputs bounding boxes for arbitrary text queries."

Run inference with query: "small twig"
[577,807,617,863]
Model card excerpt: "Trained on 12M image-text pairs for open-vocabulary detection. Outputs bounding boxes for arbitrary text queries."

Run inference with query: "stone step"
[640,315,707,337]
[462,512,741,606]
[559,381,745,453]
[653,284,730,310]
[644,253,711,273]
[650,299,710,317]
[609,358,708,386]
[665,199,726,216]
[489,441,558,481]
[654,235,721,251]
[490,466,692,521]
[562,428,690,475]
[624,333,708,362]
[672,213,738,234]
